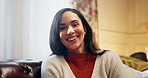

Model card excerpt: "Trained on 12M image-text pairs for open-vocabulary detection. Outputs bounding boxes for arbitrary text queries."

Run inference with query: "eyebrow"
[70,20,78,23]
[59,20,79,26]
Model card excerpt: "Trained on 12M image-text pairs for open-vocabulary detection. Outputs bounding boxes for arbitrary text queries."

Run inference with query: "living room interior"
[0,0,148,61]
[0,0,148,78]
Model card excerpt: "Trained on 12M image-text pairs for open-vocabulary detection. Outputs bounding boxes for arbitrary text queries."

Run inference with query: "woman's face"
[59,11,86,52]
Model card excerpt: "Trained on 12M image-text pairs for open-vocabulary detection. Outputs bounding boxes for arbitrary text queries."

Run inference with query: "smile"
[66,35,79,42]
[68,37,77,41]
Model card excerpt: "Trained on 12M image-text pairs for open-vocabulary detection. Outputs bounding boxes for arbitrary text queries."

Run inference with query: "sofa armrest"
[0,62,25,78]
[0,60,42,78]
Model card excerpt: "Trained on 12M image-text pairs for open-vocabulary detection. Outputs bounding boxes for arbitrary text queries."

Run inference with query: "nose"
[67,26,75,35]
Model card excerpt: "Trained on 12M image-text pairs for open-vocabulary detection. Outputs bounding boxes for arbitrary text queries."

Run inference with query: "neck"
[67,43,86,53]
[67,48,85,53]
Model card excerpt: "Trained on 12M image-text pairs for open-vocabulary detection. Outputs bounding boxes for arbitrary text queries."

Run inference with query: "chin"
[67,46,79,50]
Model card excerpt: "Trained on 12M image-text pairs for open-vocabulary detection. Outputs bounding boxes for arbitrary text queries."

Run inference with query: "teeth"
[68,37,77,41]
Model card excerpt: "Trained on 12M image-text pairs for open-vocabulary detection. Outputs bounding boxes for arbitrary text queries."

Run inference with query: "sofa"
[0,59,42,78]
[1,55,148,78]
[120,55,148,71]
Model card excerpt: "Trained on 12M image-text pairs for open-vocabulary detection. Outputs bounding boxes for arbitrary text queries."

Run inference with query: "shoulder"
[103,50,119,57]
[96,50,122,63]
[42,55,63,64]
[41,55,65,77]
[96,51,129,77]
[96,50,119,58]
[41,55,65,74]
[98,50,124,68]
[41,55,65,68]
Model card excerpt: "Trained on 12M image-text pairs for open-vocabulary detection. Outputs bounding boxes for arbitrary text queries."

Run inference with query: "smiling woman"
[41,8,132,78]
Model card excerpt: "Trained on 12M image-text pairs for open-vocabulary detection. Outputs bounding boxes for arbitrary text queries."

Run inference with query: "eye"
[72,23,79,27]
[72,24,78,27]
[59,26,67,31]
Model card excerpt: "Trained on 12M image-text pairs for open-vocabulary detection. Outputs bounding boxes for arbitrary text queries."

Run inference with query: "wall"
[128,0,148,56]
[98,0,130,56]
[98,0,148,57]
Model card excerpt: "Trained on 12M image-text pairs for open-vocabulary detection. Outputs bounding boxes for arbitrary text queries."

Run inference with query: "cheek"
[59,32,65,41]
[59,32,68,47]
[77,27,86,35]
[59,33,63,39]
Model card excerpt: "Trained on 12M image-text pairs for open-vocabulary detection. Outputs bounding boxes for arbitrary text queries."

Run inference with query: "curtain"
[71,0,99,42]
[0,0,72,61]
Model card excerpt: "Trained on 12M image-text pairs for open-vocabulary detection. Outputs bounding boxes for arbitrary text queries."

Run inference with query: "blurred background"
[0,0,148,61]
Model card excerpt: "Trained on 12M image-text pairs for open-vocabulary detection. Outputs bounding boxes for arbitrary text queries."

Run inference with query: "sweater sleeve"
[106,51,147,78]
[105,51,129,78]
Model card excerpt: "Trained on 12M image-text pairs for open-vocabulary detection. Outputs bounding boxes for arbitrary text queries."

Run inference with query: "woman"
[41,8,129,78]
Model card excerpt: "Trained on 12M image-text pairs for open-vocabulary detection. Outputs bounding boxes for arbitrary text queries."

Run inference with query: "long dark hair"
[50,8,106,56]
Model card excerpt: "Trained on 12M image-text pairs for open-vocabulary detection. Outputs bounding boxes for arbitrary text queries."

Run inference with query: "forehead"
[60,11,81,23]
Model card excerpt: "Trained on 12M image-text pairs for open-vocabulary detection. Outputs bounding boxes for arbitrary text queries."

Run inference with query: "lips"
[67,37,77,41]
[66,35,79,42]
